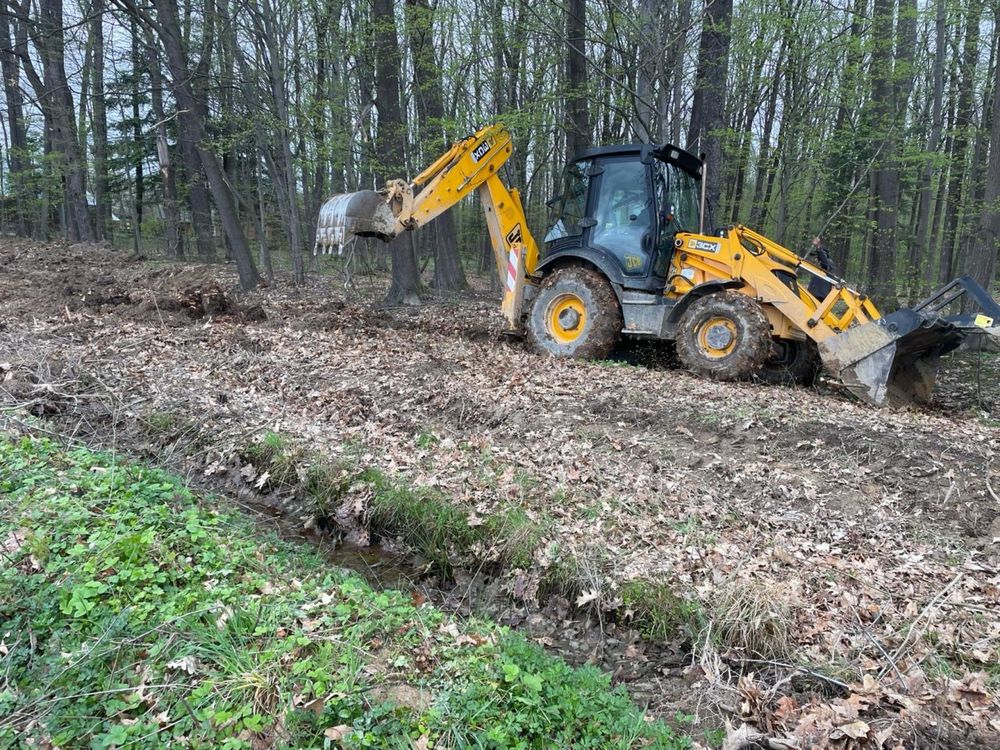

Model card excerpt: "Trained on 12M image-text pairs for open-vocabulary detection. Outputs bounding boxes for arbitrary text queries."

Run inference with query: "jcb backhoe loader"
[315,123,1000,407]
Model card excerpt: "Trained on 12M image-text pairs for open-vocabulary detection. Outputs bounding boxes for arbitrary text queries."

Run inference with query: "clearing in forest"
[1,238,999,749]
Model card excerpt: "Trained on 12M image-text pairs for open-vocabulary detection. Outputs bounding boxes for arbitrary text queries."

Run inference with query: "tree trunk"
[564,0,589,161]
[0,5,29,235]
[373,0,420,305]
[90,0,109,241]
[145,26,182,259]
[865,0,899,303]
[405,0,467,292]
[688,0,734,222]
[938,0,983,284]
[152,0,260,289]
[31,0,93,241]
[910,0,947,298]
[963,10,1000,290]
[130,19,144,247]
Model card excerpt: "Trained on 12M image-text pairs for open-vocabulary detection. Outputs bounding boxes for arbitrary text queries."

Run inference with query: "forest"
[0,0,998,305]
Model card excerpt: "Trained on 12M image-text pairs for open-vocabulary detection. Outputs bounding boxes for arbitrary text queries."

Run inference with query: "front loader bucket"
[819,309,965,407]
[819,276,1000,407]
[315,190,398,254]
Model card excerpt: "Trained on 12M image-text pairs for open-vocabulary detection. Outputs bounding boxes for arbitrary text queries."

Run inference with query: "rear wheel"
[527,266,622,359]
[675,291,770,381]
[758,338,822,386]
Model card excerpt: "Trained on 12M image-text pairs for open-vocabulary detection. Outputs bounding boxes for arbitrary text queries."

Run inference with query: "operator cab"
[543,144,703,291]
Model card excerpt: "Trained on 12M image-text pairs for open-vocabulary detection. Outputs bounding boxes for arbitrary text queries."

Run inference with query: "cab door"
[587,157,655,278]
[651,160,703,279]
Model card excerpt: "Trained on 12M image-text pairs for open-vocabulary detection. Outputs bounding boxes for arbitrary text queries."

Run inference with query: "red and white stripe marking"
[506,247,520,293]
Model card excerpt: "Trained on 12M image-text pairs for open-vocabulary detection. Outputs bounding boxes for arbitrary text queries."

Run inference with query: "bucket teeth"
[315,190,398,254]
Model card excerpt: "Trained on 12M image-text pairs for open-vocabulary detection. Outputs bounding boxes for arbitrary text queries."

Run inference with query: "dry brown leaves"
[1,239,998,746]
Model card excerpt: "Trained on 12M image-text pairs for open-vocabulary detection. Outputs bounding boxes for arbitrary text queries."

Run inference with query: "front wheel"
[527,266,622,359]
[675,291,771,381]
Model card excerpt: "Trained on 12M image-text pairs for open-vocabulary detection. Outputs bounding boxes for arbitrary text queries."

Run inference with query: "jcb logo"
[688,238,720,253]
[505,224,522,246]
[471,139,493,163]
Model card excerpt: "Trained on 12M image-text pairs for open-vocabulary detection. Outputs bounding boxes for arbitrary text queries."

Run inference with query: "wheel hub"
[704,322,734,350]
[698,316,738,358]
[558,307,582,330]
[547,293,588,344]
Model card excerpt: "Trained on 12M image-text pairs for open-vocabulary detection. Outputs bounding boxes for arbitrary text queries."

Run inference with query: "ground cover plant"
[0,435,689,749]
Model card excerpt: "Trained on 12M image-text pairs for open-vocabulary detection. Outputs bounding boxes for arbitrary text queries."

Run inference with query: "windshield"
[544,160,590,242]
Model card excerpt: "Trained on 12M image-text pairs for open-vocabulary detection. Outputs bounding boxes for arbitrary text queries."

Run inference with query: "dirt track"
[2,239,999,747]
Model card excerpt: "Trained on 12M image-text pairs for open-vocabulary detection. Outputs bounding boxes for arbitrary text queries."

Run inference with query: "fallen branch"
[986,462,1000,504]
[721,655,852,692]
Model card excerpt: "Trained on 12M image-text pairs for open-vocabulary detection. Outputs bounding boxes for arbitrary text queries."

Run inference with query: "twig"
[986,462,1000,504]
[855,610,906,687]
[879,572,964,681]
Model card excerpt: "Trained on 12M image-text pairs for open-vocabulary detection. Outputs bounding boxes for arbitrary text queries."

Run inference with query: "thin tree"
[373,0,421,305]
[405,0,467,291]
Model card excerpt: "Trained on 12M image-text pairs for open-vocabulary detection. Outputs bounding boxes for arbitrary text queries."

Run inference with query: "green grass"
[619,581,706,642]
[237,432,711,646]
[0,435,690,749]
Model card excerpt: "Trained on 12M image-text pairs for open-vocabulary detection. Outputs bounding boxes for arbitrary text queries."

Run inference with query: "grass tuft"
[362,467,475,577]
[241,430,301,490]
[711,578,794,659]
[620,580,707,642]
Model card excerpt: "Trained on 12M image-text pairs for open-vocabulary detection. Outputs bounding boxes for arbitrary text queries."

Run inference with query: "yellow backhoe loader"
[316,123,1000,407]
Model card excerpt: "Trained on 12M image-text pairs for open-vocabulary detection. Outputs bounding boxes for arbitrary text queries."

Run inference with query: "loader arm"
[670,224,1000,405]
[315,123,540,328]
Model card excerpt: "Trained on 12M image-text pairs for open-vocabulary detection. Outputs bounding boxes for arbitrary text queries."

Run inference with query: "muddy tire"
[758,338,822,386]
[527,266,622,359]
[675,291,770,381]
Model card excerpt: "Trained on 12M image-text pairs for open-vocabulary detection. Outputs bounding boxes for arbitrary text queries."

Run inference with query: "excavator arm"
[315,123,539,328]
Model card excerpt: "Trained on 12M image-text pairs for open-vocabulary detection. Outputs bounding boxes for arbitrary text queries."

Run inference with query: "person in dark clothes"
[806,235,836,300]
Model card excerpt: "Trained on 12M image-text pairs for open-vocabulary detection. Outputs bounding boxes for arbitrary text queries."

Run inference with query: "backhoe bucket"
[315,191,398,254]
[819,276,1000,407]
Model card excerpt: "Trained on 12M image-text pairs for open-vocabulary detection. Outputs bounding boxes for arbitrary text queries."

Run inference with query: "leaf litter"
[1,238,999,748]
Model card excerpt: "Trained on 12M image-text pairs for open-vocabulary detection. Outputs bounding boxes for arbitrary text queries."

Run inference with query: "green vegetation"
[0,435,689,749]
[620,581,706,643]
[241,433,555,579]
[241,430,301,491]
[239,432,713,647]
[362,466,476,576]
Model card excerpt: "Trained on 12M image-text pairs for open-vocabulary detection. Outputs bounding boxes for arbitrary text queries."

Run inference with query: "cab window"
[544,160,591,242]
[590,159,652,253]
[652,161,701,277]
